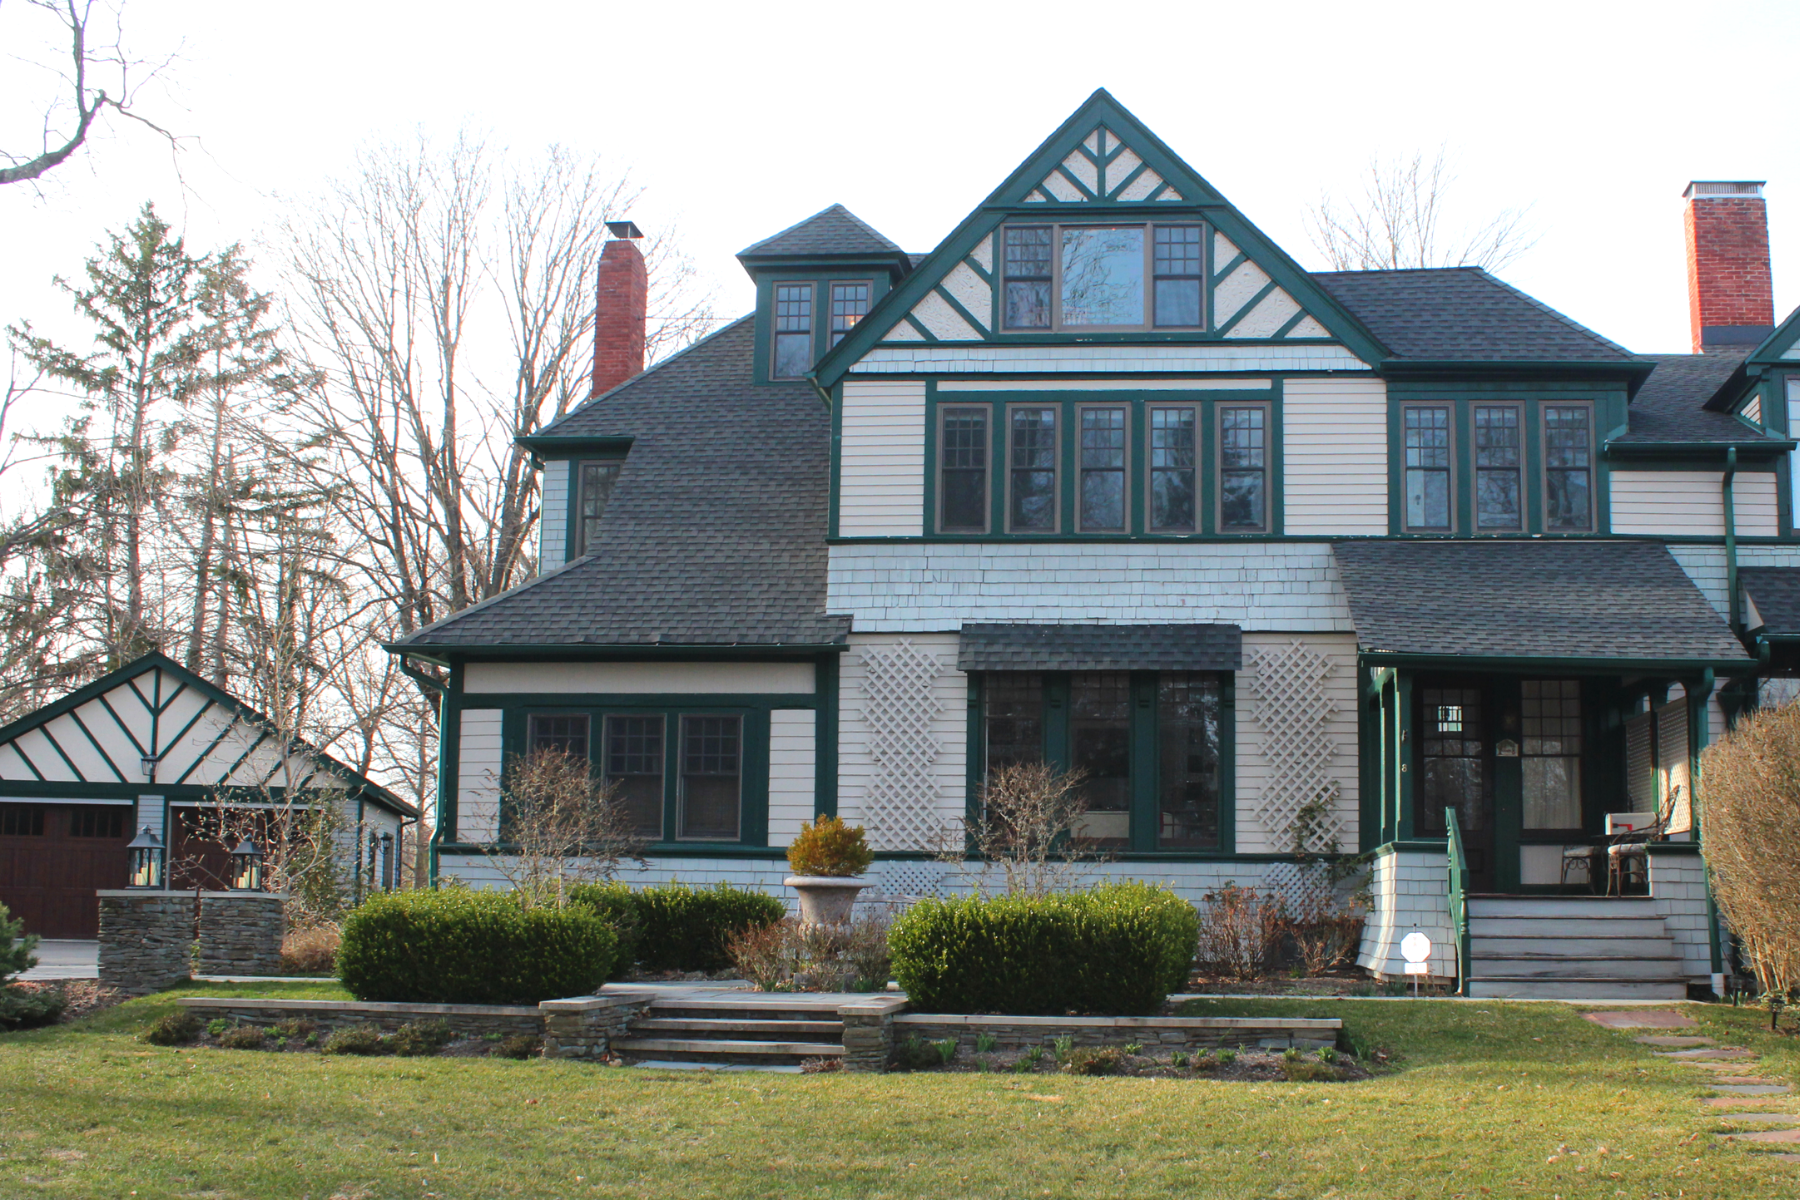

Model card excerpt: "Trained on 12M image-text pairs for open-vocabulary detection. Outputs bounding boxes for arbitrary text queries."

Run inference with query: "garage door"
[0,804,132,938]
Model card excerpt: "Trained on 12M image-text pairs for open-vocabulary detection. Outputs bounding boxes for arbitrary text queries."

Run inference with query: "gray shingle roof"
[1614,350,1780,444]
[738,204,903,259]
[1311,267,1634,362]
[957,623,1242,672]
[1741,568,1800,637]
[1332,540,1748,663]
[396,317,850,649]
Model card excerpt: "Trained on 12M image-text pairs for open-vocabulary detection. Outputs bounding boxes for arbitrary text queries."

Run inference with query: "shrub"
[891,1036,943,1071]
[1,902,37,984]
[494,1033,540,1059]
[1699,704,1800,1004]
[572,882,783,974]
[337,887,616,1005]
[1281,1058,1341,1083]
[271,1017,317,1039]
[786,816,873,878]
[281,924,340,975]
[726,915,891,992]
[389,1019,453,1057]
[0,984,65,1030]
[322,1024,388,1055]
[1063,1046,1126,1076]
[1195,884,1286,980]
[563,883,643,980]
[143,1011,202,1046]
[217,1025,266,1050]
[888,882,1198,1015]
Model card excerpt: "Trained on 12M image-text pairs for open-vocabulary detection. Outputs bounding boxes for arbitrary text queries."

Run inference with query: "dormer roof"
[737,204,907,263]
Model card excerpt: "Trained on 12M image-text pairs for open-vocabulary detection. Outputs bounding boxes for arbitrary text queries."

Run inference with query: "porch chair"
[1559,807,1666,894]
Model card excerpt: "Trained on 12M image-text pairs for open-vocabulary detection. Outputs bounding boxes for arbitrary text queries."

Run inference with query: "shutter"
[1624,711,1656,812]
[1656,699,1692,834]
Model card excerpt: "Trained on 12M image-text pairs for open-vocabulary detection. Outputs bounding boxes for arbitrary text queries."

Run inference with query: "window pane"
[985,674,1043,772]
[1078,407,1126,531]
[69,806,127,838]
[1060,226,1145,326]
[773,332,811,379]
[940,408,988,532]
[679,715,740,841]
[829,282,870,347]
[1149,406,1196,532]
[1152,225,1203,276]
[1404,407,1452,530]
[577,462,621,556]
[1154,279,1201,327]
[1543,406,1593,531]
[605,715,664,840]
[772,284,812,378]
[1152,226,1203,328]
[0,805,45,836]
[1009,407,1057,531]
[1070,672,1130,846]
[1158,673,1221,849]
[1522,680,1582,829]
[1474,406,1521,531]
[1419,688,1484,837]
[530,713,589,758]
[1002,227,1052,329]
[1219,407,1266,530]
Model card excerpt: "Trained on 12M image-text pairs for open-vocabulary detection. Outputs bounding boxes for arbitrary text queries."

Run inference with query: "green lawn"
[0,984,1795,1198]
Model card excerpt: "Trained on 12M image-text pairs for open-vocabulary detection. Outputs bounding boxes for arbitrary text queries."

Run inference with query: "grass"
[0,984,1795,1198]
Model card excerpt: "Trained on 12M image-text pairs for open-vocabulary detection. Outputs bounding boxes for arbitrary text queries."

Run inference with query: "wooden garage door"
[0,804,133,938]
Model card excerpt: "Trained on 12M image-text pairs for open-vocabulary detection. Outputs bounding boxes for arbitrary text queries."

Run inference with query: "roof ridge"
[537,314,754,434]
[737,203,902,257]
[1465,266,1635,358]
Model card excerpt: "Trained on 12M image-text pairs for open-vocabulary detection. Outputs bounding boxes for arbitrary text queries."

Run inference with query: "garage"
[0,803,133,938]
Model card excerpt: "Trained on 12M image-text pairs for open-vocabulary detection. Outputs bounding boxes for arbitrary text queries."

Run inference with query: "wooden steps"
[1464,896,1688,1000]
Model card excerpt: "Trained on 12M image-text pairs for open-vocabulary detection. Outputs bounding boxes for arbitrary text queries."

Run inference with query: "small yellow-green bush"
[786,816,873,878]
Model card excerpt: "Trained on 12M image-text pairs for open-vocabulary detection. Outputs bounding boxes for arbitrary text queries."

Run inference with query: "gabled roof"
[737,204,905,261]
[393,318,850,652]
[1746,302,1800,368]
[1333,541,1750,666]
[1741,568,1800,638]
[1310,268,1634,363]
[1612,350,1784,444]
[0,652,416,814]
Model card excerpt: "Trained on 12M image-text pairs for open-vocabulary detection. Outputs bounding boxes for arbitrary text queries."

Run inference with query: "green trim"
[1644,840,1703,856]
[1358,651,1755,674]
[461,692,817,709]
[1369,839,1453,856]
[1382,358,1654,397]
[390,644,848,664]
[1605,441,1792,463]
[828,379,844,539]
[0,778,361,803]
[1746,303,1800,367]
[815,653,839,820]
[516,435,634,456]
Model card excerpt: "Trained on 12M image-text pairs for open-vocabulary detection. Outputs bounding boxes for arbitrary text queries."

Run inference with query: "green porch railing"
[1445,806,1472,997]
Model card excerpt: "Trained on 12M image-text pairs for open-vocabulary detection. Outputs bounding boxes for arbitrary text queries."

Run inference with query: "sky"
[4,0,1800,441]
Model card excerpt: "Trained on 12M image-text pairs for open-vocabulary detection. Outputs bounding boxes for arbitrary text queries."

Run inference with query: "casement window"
[1473,405,1523,531]
[1148,405,1198,532]
[978,671,1227,851]
[772,283,814,378]
[529,713,590,758]
[1077,405,1128,532]
[830,282,871,348]
[0,805,45,836]
[1542,405,1594,532]
[1218,404,1269,532]
[69,807,127,838]
[1001,222,1206,331]
[1008,406,1059,532]
[604,715,664,839]
[938,407,990,533]
[1521,680,1582,830]
[678,715,742,841]
[1403,405,1453,531]
[574,461,622,556]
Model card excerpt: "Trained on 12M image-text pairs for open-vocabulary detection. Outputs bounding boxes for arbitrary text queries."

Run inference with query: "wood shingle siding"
[461,662,814,696]
[1610,469,1779,537]
[838,380,926,537]
[1281,378,1388,536]
[847,344,1369,375]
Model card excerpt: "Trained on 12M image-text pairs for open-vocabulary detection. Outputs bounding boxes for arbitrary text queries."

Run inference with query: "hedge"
[889,882,1199,1015]
[569,882,785,973]
[337,888,616,1004]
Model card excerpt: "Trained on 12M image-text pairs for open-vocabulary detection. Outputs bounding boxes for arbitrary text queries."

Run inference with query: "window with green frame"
[931,393,1278,537]
[1394,399,1597,535]
[518,707,761,844]
[974,671,1229,851]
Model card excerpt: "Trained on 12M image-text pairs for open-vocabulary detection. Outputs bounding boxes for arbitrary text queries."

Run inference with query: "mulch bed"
[882,1043,1371,1081]
[7,979,125,1025]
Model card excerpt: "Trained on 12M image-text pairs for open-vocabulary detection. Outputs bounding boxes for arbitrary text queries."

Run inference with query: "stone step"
[646,1000,846,1019]
[1471,917,1672,938]
[612,1037,844,1061]
[1475,955,1686,980]
[631,1018,844,1038]
[1468,897,1660,919]
[1472,934,1677,957]
[1468,977,1688,1000]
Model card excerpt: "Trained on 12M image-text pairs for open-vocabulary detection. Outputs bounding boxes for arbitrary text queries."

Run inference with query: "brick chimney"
[1684,181,1774,352]
[591,223,647,397]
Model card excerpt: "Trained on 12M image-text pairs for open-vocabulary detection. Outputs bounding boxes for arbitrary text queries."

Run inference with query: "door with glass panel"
[1415,682,1495,892]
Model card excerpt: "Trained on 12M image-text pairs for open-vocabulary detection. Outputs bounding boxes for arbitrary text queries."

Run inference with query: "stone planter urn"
[784,876,868,926]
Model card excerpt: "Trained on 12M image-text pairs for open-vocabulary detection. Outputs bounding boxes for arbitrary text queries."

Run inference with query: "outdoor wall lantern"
[229,838,264,892]
[379,832,395,891]
[139,753,160,780]
[127,827,165,889]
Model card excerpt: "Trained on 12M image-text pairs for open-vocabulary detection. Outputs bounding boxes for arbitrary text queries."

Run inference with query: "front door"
[1417,683,1496,892]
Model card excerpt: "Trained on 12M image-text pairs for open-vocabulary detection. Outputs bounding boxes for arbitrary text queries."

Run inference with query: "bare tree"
[1307,147,1538,273]
[934,762,1099,897]
[490,749,647,908]
[1,0,179,188]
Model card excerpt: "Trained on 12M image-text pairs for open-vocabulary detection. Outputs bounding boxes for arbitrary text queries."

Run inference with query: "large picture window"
[1002,222,1205,331]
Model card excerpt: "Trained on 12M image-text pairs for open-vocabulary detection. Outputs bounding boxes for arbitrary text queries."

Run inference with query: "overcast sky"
[4,0,1799,437]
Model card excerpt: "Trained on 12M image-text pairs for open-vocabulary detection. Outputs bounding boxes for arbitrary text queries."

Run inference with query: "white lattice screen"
[858,639,944,850]
[1246,638,1344,851]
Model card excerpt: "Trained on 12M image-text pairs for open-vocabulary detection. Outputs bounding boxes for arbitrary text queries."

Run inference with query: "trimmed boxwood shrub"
[569,882,784,973]
[563,883,641,980]
[889,882,1199,1016]
[337,888,616,1005]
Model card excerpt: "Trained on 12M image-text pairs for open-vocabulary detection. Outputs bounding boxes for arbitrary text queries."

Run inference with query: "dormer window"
[830,282,870,347]
[1002,222,1206,332]
[575,461,622,556]
[773,283,813,378]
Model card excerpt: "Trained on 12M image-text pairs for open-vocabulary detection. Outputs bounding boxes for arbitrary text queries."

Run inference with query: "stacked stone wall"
[540,994,656,1059]
[196,893,286,976]
[181,997,545,1039]
[97,890,195,995]
[890,1013,1338,1055]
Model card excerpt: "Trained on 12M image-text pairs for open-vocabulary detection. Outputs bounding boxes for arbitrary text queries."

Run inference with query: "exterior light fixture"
[140,753,160,779]
[379,832,395,891]
[229,837,264,892]
[127,827,165,889]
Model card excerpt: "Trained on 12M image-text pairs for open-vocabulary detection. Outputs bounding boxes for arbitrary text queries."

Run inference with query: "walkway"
[17,940,97,981]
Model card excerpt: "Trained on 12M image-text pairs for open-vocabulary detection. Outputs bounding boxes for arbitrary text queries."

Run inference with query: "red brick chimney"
[1684,181,1774,352]
[592,224,647,397]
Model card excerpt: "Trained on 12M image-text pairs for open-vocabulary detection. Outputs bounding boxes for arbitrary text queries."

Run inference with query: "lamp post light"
[127,827,165,889]
[228,838,264,892]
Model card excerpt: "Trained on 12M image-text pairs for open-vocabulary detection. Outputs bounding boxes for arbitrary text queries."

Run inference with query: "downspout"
[397,656,447,887]
[1691,667,1727,990]
[1723,447,1740,633]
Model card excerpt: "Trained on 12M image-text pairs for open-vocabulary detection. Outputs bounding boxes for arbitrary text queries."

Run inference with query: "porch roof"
[957,623,1243,672]
[1741,567,1800,638]
[1331,541,1751,668]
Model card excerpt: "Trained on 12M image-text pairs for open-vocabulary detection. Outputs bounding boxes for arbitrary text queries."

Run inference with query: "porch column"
[1395,672,1415,842]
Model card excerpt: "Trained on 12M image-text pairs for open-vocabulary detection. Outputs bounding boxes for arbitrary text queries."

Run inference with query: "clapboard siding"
[836,634,967,851]
[839,380,925,537]
[1283,378,1387,536]
[1612,470,1779,537]
[456,709,504,842]
[767,709,817,847]
[1234,633,1361,854]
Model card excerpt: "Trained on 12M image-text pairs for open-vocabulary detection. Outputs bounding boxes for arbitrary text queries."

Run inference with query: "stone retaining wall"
[891,1013,1340,1054]
[179,996,544,1039]
[541,995,657,1059]
[839,996,909,1071]
[196,892,286,976]
[98,890,195,996]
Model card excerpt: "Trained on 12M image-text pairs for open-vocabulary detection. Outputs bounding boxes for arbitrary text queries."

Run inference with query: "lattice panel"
[859,639,944,851]
[1247,639,1344,850]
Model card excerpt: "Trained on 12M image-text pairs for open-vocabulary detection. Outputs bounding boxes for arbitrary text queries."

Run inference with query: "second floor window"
[1474,406,1522,531]
[576,461,622,556]
[1078,406,1127,532]
[1148,405,1197,532]
[1002,222,1205,331]
[1543,405,1593,531]
[830,282,870,347]
[939,407,989,532]
[1009,407,1059,532]
[1219,405,1268,531]
[773,283,813,378]
[1404,405,1452,531]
